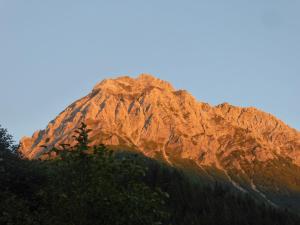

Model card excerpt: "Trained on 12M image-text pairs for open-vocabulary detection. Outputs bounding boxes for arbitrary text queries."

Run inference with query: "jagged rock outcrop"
[19,74,300,210]
[20,74,300,164]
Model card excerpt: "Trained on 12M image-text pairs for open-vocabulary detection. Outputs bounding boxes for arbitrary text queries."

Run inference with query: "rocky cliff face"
[19,74,300,209]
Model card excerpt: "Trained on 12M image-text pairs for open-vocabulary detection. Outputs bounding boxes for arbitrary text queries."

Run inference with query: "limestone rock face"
[20,74,300,166]
[19,74,300,209]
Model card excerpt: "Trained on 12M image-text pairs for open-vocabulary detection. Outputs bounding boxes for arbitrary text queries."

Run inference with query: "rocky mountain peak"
[92,74,175,95]
[18,74,300,212]
[20,74,299,167]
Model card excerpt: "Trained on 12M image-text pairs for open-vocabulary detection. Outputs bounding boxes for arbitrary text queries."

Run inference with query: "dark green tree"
[38,123,169,225]
[0,125,15,155]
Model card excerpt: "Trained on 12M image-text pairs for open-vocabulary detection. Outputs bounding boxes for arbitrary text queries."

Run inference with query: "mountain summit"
[20,74,300,211]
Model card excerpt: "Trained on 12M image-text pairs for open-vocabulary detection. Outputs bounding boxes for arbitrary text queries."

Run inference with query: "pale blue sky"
[0,0,299,140]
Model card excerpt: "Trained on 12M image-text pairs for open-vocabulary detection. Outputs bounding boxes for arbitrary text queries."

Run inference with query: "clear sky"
[0,0,299,141]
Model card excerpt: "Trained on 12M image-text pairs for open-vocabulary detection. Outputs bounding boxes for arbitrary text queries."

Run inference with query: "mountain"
[19,74,300,212]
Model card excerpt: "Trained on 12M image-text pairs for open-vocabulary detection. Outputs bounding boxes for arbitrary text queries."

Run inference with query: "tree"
[0,125,44,225]
[0,125,15,155]
[38,123,169,225]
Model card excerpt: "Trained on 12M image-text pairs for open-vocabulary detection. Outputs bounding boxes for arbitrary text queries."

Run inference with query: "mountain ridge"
[20,74,299,162]
[19,74,300,211]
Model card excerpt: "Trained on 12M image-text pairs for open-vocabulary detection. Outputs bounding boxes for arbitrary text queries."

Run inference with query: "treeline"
[137,155,300,225]
[1,124,300,225]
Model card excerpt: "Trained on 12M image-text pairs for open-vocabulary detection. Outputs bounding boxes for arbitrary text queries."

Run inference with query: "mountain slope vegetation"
[1,124,300,225]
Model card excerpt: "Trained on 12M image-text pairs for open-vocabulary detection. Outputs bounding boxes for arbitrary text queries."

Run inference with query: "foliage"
[119,152,300,225]
[0,125,16,156]
[1,124,300,225]
[0,123,168,225]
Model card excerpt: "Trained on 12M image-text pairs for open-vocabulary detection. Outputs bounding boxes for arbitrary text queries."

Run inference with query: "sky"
[0,0,299,141]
